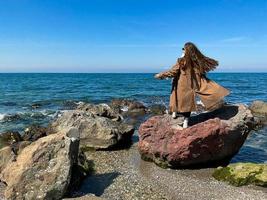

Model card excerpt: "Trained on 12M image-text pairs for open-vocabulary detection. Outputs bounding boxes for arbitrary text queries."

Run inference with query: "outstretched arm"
[154,61,181,79]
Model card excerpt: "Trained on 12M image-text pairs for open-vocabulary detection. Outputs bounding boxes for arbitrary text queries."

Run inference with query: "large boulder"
[138,104,256,168]
[213,163,267,187]
[0,131,79,200]
[51,109,134,150]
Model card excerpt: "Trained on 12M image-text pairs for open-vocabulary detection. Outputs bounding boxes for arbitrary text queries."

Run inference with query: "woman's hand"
[154,73,163,79]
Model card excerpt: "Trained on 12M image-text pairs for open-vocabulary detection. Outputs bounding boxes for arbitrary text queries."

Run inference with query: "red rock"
[138,104,255,168]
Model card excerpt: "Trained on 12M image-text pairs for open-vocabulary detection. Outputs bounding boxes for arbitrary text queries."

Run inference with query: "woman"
[155,42,230,128]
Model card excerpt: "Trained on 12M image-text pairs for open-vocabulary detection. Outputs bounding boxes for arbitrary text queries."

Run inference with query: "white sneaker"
[183,118,189,128]
[172,112,177,119]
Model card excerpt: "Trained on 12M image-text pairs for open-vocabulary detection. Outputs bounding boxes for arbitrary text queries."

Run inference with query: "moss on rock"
[213,163,267,187]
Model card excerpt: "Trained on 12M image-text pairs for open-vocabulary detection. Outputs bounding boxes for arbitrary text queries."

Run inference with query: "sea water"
[0,73,266,163]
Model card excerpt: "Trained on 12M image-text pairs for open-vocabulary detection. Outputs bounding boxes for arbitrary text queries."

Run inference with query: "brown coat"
[158,59,230,113]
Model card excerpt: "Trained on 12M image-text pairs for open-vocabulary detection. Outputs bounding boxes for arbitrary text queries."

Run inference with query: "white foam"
[0,113,6,121]
[121,106,129,112]
[76,101,84,105]
[40,110,49,116]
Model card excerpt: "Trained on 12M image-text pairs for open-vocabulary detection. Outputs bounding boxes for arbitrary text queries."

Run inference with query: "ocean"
[0,73,266,163]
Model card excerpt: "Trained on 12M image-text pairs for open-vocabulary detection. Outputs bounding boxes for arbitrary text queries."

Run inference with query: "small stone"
[31,103,42,109]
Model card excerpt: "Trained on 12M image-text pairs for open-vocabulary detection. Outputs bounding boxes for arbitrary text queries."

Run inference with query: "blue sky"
[0,0,266,72]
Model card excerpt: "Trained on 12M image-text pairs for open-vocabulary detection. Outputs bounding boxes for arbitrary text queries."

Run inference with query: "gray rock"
[249,100,267,125]
[249,100,267,115]
[0,131,79,200]
[51,109,134,150]
[77,103,122,121]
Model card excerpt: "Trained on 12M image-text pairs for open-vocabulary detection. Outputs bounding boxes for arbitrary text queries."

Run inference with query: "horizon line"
[0,71,267,74]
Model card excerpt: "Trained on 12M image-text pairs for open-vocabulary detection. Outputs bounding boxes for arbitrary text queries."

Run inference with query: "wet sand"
[75,143,267,200]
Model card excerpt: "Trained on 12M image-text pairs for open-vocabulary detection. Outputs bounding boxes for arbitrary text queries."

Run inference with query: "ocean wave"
[0,110,57,123]
[0,113,6,121]
[121,106,129,112]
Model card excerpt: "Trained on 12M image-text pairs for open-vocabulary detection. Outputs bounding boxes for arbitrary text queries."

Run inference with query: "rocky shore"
[0,99,267,200]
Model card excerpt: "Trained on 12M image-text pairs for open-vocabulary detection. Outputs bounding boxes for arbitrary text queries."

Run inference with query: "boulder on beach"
[249,100,267,124]
[77,102,122,121]
[213,163,267,187]
[138,104,256,168]
[51,106,135,150]
[0,131,79,200]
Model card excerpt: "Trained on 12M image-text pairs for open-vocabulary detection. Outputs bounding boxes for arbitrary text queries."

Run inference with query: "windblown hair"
[181,42,218,74]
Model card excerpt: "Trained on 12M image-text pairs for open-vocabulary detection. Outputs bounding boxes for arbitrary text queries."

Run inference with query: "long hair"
[182,42,218,74]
